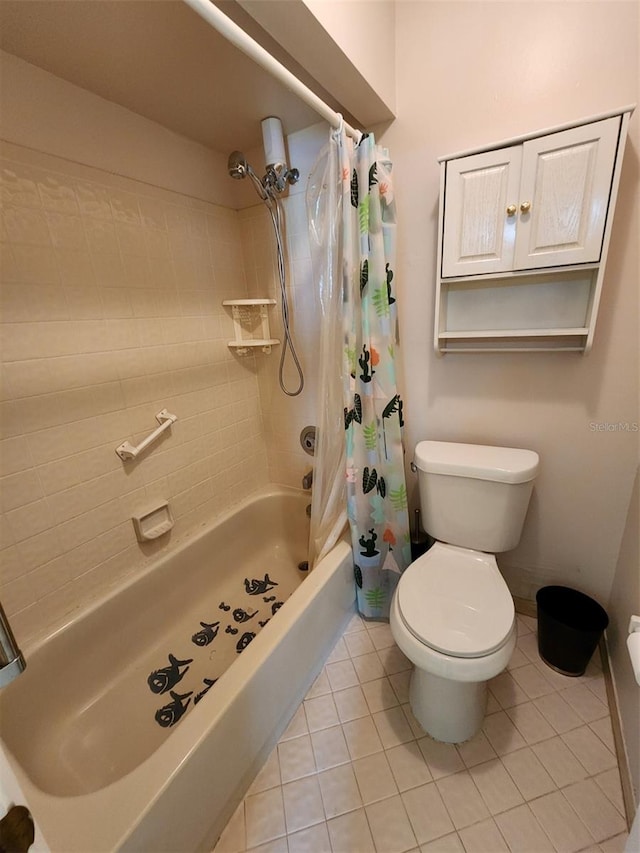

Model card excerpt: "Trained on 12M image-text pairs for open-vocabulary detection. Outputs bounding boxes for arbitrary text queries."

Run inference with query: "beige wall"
[0,52,331,649]
[0,59,271,649]
[384,1,639,606]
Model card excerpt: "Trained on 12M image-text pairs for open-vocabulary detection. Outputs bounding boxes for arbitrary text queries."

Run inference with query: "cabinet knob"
[506,204,517,216]
[520,201,531,214]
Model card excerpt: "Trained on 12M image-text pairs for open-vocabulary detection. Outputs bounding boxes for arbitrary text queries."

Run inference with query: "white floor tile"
[342,715,384,760]
[532,736,588,787]
[419,832,465,853]
[362,676,400,713]
[344,630,375,658]
[482,711,527,755]
[372,705,415,748]
[469,758,524,815]
[529,790,595,853]
[489,671,529,708]
[215,610,626,853]
[303,693,340,732]
[277,735,316,783]
[352,651,386,683]
[562,779,627,842]
[248,750,281,795]
[417,735,465,780]
[560,683,609,723]
[401,782,455,845]
[325,658,359,691]
[281,776,325,835]
[456,730,497,768]
[352,751,398,804]
[562,726,618,775]
[510,663,556,699]
[589,715,616,753]
[365,794,418,853]
[327,808,375,853]
[244,788,286,849]
[533,691,583,734]
[317,764,362,819]
[333,684,370,723]
[286,821,331,853]
[435,771,491,830]
[500,746,556,800]
[495,804,555,853]
[309,725,350,771]
[386,741,433,791]
[594,768,626,815]
[506,701,556,744]
[458,817,509,853]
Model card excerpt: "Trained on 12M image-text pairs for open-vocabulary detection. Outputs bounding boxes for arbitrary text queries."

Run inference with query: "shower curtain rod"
[181,0,363,142]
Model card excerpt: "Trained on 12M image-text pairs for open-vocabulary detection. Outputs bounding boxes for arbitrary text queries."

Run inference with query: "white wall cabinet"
[435,107,633,353]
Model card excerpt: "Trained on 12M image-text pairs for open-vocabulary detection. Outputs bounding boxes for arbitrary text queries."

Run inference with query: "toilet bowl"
[390,542,516,742]
[390,440,539,743]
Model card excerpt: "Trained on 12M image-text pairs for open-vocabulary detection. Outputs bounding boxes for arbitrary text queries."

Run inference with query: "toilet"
[390,440,539,744]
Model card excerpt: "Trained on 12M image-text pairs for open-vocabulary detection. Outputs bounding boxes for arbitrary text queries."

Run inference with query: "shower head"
[228,151,248,180]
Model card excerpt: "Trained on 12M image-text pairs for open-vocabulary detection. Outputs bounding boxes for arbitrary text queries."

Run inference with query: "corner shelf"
[222,299,280,356]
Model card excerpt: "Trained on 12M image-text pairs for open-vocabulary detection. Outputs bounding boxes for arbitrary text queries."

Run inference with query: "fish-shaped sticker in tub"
[154,689,193,728]
[271,601,284,616]
[244,574,278,595]
[147,653,193,694]
[233,607,258,624]
[236,631,256,653]
[194,677,218,705]
[191,621,220,647]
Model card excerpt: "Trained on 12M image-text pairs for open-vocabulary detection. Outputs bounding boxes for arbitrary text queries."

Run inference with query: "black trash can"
[536,585,609,676]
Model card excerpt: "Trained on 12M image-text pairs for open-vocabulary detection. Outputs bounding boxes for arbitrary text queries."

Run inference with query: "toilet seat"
[397,542,514,659]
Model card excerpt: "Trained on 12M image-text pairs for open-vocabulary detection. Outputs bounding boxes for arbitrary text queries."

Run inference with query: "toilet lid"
[397,543,515,658]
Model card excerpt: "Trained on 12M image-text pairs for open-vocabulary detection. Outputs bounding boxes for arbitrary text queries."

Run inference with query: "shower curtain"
[308,125,411,620]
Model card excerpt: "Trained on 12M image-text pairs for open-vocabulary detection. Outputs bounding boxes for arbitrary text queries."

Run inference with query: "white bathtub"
[0,486,355,852]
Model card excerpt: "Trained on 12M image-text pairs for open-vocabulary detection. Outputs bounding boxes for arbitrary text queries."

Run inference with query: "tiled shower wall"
[0,141,270,647]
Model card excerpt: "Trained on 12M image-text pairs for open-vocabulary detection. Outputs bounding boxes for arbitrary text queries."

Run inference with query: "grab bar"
[116,409,177,461]
[0,600,26,688]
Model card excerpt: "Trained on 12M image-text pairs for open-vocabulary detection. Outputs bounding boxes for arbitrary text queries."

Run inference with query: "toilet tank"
[414,441,539,552]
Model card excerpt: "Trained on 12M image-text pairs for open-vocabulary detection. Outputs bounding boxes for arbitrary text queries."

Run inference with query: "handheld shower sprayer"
[226,118,304,397]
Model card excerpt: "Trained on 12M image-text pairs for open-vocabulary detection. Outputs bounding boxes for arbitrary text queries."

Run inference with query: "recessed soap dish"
[132,500,174,542]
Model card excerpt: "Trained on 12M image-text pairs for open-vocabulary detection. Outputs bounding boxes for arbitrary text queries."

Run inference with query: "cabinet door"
[514,116,621,270]
[442,146,522,277]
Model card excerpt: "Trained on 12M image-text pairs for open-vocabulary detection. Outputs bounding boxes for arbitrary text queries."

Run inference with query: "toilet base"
[410,668,487,743]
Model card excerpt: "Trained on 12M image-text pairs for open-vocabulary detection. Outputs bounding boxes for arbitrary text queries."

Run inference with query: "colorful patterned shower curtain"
[340,131,411,619]
[308,124,410,619]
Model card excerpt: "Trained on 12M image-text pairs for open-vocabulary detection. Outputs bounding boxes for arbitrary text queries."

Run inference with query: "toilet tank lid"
[414,441,539,484]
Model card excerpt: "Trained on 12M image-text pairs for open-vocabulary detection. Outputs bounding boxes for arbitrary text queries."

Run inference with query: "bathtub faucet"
[302,469,313,490]
[0,601,26,688]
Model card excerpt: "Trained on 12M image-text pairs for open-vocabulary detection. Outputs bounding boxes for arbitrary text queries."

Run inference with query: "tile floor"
[213,612,629,853]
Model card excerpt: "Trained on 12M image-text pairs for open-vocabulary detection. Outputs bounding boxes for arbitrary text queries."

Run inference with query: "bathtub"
[0,485,355,852]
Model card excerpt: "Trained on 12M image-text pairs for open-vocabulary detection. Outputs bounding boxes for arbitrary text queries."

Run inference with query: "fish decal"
[258,619,270,628]
[194,678,218,705]
[263,595,276,603]
[191,621,220,647]
[233,607,258,623]
[225,625,238,635]
[271,601,283,616]
[236,632,256,653]
[147,653,193,695]
[155,689,192,728]
[219,602,231,611]
[244,574,278,596]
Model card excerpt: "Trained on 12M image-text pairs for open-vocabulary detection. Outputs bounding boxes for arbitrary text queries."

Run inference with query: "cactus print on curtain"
[338,131,411,619]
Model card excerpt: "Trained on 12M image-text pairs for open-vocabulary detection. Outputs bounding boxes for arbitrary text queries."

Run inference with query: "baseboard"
[513,595,537,618]
[600,633,636,830]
